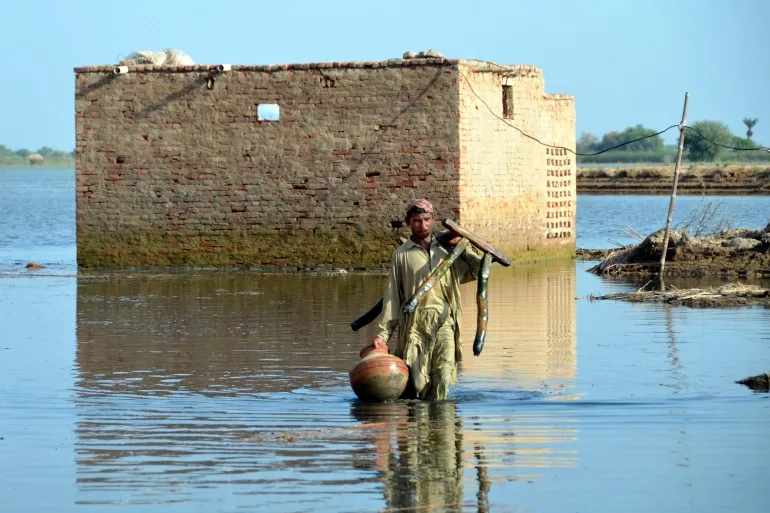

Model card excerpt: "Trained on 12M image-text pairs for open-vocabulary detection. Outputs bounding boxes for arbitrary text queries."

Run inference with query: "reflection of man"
[350,401,465,511]
[368,199,481,401]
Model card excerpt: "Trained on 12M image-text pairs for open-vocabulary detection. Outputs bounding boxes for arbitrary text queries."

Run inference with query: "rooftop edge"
[73,58,543,74]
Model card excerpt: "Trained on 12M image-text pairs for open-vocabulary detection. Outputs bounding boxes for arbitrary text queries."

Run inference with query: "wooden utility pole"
[659,92,690,277]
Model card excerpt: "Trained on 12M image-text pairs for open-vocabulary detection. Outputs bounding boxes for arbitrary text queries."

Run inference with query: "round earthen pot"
[349,346,409,403]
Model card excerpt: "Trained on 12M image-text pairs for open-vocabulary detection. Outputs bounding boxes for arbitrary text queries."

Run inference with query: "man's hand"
[443,229,462,247]
[446,235,462,246]
[372,336,388,350]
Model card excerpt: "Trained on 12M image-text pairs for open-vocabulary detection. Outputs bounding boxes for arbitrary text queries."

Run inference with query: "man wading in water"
[368,199,482,401]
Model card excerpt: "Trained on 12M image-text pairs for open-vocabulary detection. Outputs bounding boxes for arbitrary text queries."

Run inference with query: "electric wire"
[458,68,769,156]
[684,125,769,152]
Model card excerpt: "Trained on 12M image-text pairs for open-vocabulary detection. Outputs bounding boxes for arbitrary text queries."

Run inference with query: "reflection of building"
[75,272,389,504]
[75,273,384,395]
[73,267,580,508]
[457,261,578,388]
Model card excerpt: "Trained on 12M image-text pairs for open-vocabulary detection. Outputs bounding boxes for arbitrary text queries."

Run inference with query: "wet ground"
[2,168,770,512]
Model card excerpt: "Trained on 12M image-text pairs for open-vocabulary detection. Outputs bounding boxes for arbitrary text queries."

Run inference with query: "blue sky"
[1,0,768,151]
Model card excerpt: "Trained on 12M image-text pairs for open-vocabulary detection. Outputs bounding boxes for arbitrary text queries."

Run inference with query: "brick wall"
[75,60,461,267]
[457,62,575,260]
[542,94,577,248]
[74,58,575,268]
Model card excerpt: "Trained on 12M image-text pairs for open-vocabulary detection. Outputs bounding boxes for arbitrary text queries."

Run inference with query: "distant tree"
[683,120,734,162]
[622,124,664,152]
[730,136,758,149]
[743,117,758,139]
[0,144,13,157]
[577,132,600,153]
[36,146,68,159]
[595,124,664,152]
[14,148,30,158]
[36,146,55,157]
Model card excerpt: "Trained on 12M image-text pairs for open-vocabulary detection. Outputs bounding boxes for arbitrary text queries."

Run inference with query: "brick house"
[74,56,575,268]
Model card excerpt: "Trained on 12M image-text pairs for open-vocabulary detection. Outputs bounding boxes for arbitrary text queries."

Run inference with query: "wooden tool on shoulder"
[350,218,512,357]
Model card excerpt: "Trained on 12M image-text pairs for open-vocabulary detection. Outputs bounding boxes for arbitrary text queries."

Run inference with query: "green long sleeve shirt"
[376,235,482,345]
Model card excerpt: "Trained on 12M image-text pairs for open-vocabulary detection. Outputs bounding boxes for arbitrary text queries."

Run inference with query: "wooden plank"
[442,219,512,267]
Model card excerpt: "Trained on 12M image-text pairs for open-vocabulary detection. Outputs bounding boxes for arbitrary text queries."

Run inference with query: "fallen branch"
[621,229,644,242]
[625,223,645,240]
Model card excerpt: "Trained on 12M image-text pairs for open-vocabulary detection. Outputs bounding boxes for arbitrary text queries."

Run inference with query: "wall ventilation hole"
[321,75,336,88]
[502,85,513,119]
[257,104,280,121]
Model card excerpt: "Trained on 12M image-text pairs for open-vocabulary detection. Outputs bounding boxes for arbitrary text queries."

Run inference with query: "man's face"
[408,212,434,239]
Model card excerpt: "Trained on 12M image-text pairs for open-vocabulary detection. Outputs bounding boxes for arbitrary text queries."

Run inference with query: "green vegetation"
[743,117,758,140]
[578,124,665,153]
[0,144,75,167]
[578,118,769,165]
[682,120,734,162]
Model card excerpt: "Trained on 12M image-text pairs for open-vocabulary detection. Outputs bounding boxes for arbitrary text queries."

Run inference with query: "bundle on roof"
[119,48,195,66]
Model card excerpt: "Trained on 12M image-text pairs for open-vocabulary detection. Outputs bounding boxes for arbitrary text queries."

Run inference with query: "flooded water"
[0,168,75,275]
[2,167,769,512]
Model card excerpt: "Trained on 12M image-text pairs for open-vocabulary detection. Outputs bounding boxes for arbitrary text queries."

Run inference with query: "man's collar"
[404,235,439,250]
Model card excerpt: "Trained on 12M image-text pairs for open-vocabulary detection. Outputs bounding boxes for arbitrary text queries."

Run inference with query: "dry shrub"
[634,169,662,179]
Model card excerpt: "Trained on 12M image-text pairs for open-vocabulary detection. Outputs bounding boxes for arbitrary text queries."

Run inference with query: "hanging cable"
[458,68,768,156]
[458,69,678,156]
[686,125,769,152]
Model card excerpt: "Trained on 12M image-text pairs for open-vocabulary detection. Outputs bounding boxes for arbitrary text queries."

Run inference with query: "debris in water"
[588,224,770,278]
[580,283,770,308]
[576,248,614,260]
[736,372,770,392]
[25,263,44,270]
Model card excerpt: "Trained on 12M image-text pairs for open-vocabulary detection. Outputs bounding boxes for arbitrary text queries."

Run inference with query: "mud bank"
[587,225,770,278]
[737,372,770,392]
[576,248,613,260]
[581,283,770,308]
[577,164,770,195]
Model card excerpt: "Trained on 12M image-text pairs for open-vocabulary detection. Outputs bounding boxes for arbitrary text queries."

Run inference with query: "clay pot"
[349,346,409,403]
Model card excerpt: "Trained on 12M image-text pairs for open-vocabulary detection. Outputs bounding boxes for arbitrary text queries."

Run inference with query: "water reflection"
[351,401,465,512]
[75,272,381,396]
[73,267,580,510]
[349,399,579,512]
[458,262,578,394]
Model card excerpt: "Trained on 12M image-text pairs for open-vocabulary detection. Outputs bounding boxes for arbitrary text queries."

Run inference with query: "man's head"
[405,199,434,240]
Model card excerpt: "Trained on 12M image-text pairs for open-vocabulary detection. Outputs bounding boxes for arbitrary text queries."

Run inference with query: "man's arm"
[373,253,401,347]
[454,244,483,284]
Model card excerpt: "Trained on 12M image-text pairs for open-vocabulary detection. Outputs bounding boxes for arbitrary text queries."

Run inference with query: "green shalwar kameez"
[375,235,482,401]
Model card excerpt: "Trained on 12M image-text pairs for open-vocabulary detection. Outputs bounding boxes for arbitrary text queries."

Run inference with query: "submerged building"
[73,55,575,268]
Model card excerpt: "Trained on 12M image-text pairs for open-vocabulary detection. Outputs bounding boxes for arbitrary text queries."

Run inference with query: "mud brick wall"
[542,95,577,248]
[74,58,575,268]
[457,63,576,260]
[75,60,461,268]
